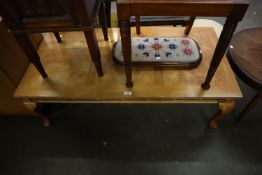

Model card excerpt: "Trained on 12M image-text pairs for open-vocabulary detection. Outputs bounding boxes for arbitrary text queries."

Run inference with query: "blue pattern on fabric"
[168,44,177,50]
[143,52,149,57]
[138,44,145,50]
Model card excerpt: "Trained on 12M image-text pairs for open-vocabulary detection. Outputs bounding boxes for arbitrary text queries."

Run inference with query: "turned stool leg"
[119,20,133,87]
[98,2,109,41]
[14,33,48,78]
[135,16,141,35]
[184,16,195,36]
[53,32,62,43]
[209,99,235,128]
[201,15,239,90]
[84,29,104,76]
[105,1,112,28]
[236,91,261,122]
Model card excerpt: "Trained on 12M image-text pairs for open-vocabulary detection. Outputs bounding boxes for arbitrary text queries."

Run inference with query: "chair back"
[0,0,97,31]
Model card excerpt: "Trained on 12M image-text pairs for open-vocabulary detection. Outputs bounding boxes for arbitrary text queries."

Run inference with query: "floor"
[0,0,261,174]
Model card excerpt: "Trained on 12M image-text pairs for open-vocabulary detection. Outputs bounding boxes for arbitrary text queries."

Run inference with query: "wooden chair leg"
[209,99,235,128]
[135,16,141,35]
[53,32,62,43]
[236,91,261,122]
[184,16,195,36]
[98,2,109,41]
[84,29,103,76]
[105,1,111,28]
[14,33,48,78]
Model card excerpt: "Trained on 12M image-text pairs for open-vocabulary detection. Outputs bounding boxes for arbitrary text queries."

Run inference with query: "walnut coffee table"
[14,27,242,128]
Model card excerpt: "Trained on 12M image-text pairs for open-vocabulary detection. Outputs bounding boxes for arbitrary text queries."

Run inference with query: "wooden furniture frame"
[133,16,195,36]
[104,0,195,35]
[117,0,249,88]
[0,17,43,115]
[0,0,108,78]
[227,28,262,121]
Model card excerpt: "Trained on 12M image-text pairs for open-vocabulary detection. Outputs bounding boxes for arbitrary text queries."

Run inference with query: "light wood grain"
[14,27,242,102]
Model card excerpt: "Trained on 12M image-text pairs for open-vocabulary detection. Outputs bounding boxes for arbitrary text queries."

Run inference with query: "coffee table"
[117,0,249,88]
[14,27,242,128]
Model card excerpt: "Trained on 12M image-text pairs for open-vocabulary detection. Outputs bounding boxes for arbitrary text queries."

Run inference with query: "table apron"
[24,98,235,104]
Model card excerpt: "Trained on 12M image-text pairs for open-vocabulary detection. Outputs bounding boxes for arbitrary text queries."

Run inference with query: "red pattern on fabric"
[181,39,190,46]
[183,48,193,56]
[151,43,162,51]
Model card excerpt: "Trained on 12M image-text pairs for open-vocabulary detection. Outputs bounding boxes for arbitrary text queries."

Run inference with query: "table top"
[228,28,262,88]
[14,27,242,102]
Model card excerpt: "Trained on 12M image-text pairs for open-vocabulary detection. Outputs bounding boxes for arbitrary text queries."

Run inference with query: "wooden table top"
[228,28,262,89]
[14,27,242,102]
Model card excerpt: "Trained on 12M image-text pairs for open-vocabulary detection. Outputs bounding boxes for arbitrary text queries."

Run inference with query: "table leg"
[201,16,238,90]
[98,1,109,41]
[119,20,133,87]
[14,33,48,78]
[53,32,62,43]
[236,91,261,121]
[84,29,104,76]
[23,100,51,128]
[135,16,141,35]
[184,16,195,36]
[105,1,111,28]
[209,99,235,128]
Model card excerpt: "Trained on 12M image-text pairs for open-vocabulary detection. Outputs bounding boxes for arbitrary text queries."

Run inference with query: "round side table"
[227,28,262,121]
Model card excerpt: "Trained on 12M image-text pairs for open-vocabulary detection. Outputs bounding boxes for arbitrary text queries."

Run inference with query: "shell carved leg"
[209,99,235,129]
[23,100,51,128]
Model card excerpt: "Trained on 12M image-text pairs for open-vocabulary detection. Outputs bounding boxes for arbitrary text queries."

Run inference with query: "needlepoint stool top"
[113,37,202,68]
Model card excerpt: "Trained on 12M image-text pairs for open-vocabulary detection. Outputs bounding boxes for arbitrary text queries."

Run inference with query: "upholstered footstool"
[113,37,202,68]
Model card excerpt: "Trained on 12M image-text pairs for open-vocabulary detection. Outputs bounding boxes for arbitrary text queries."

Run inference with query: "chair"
[104,0,195,36]
[227,28,262,121]
[0,0,108,78]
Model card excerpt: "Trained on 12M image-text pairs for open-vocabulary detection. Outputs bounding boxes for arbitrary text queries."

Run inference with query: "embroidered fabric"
[114,37,201,63]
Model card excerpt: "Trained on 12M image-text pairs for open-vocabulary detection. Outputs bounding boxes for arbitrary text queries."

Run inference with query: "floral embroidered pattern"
[183,48,193,56]
[151,43,162,51]
[143,52,149,57]
[114,37,200,63]
[138,44,145,50]
[166,52,172,58]
[181,39,190,46]
[168,44,177,50]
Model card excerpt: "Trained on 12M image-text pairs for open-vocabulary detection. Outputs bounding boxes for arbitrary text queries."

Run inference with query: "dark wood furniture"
[0,0,108,78]
[133,16,195,35]
[0,17,43,115]
[104,0,195,35]
[227,28,262,121]
[117,0,249,88]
